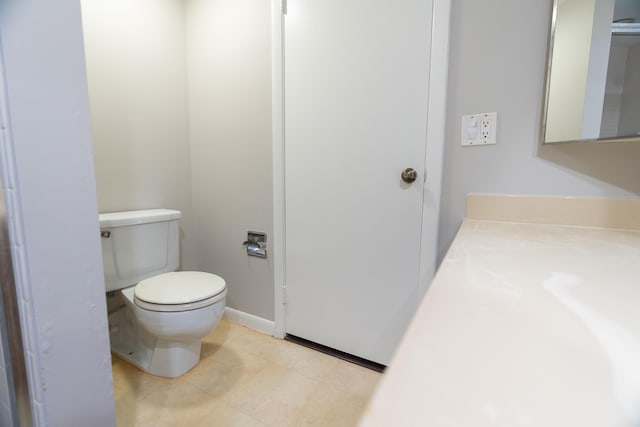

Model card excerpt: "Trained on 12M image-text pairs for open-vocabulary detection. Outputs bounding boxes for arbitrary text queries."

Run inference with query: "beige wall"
[80,0,640,324]
[545,0,595,142]
[82,0,273,319]
[81,0,196,269]
[185,0,274,320]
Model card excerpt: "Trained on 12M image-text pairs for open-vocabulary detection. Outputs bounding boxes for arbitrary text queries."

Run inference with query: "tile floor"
[111,319,382,426]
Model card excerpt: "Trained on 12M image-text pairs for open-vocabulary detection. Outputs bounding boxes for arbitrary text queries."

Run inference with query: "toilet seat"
[134,271,226,312]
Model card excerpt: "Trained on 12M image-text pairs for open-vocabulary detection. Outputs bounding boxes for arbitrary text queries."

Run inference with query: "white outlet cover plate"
[461,112,497,146]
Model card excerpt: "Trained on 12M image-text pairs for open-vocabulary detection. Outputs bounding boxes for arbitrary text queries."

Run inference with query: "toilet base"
[147,339,201,377]
[108,307,202,378]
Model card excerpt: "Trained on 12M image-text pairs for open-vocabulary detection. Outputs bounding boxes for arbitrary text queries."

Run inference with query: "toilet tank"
[99,209,181,292]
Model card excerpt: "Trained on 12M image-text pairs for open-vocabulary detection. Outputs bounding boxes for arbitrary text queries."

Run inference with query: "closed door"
[284,0,433,365]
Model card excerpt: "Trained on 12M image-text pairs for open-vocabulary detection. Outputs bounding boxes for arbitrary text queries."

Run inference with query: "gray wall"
[186,0,274,321]
[438,0,640,258]
[0,0,116,424]
[81,0,197,271]
[618,45,640,136]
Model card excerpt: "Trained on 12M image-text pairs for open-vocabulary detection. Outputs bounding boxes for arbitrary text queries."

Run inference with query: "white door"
[284,0,433,365]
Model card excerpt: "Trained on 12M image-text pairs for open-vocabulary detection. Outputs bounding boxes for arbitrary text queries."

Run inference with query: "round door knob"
[401,168,417,184]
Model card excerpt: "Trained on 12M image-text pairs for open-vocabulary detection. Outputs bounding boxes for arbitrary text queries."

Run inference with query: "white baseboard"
[223,307,275,336]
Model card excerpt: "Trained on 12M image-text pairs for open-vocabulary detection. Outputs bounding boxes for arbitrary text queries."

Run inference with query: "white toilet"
[99,209,227,378]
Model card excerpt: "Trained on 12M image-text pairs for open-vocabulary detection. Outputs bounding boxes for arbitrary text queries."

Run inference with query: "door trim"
[271,0,452,339]
[0,38,39,426]
[271,0,286,338]
[418,0,452,298]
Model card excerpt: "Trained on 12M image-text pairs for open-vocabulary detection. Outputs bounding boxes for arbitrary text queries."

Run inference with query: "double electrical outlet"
[461,112,497,146]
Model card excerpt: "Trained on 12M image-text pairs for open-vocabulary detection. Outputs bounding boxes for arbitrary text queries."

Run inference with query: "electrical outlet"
[461,112,497,146]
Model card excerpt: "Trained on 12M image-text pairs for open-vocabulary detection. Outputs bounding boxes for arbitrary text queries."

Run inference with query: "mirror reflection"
[543,0,640,143]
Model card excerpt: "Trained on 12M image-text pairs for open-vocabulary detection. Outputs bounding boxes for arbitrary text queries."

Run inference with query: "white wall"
[439,0,640,259]
[0,0,116,424]
[185,0,274,320]
[81,0,196,270]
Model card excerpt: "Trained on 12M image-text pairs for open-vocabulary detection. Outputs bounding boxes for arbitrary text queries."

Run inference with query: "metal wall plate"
[243,231,267,258]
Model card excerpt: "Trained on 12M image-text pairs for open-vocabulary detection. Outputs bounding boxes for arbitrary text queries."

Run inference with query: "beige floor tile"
[315,359,381,397]
[290,384,372,427]
[112,320,381,427]
[222,364,320,422]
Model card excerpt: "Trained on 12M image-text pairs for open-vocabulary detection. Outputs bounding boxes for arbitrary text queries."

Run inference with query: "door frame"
[0,37,37,427]
[271,0,451,339]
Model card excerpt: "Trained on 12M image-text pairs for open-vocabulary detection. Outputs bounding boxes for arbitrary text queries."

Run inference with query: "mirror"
[542,0,640,144]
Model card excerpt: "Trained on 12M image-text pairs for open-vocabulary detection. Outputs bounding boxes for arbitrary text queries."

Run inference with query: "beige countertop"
[360,195,640,427]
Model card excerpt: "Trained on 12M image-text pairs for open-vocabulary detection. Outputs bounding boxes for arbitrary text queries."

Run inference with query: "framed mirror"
[542,0,640,144]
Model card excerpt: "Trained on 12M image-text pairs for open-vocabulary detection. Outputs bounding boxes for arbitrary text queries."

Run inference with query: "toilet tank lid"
[99,209,181,228]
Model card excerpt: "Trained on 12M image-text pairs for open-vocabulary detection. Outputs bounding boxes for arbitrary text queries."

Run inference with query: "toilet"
[99,209,226,378]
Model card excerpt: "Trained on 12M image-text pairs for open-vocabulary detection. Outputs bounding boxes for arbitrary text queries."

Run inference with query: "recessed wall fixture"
[243,231,267,258]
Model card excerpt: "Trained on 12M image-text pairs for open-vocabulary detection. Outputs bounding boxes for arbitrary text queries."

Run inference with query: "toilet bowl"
[100,209,227,378]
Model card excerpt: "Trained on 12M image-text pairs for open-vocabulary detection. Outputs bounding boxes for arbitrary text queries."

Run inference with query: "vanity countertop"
[359,195,640,426]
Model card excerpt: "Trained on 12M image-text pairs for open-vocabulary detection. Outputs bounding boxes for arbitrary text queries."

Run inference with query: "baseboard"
[223,307,275,336]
